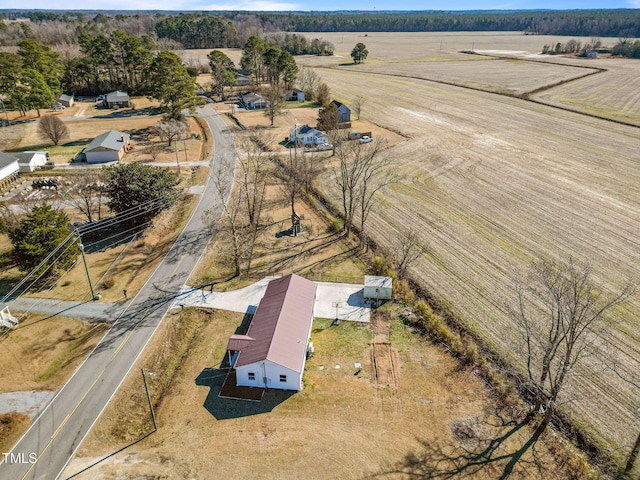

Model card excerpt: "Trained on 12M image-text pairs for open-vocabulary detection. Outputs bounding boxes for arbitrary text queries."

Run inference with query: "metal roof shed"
[364,275,393,301]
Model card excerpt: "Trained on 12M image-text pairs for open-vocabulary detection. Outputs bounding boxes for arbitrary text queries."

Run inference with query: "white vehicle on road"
[359,135,373,143]
[317,143,333,151]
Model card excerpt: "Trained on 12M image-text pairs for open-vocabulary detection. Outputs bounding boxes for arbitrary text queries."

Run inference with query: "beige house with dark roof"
[227,274,316,391]
[84,130,131,163]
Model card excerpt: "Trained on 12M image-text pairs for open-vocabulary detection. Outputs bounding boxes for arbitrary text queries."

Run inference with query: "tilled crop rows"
[315,66,640,452]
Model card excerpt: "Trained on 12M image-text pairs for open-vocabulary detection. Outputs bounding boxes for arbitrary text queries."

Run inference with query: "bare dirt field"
[300,33,640,457]
[332,56,599,95]
[531,59,640,124]
[61,308,584,480]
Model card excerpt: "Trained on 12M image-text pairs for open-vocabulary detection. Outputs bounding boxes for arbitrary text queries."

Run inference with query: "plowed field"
[312,57,640,454]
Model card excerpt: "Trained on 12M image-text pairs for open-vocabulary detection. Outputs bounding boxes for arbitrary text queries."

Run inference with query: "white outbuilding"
[0,152,20,185]
[364,275,393,302]
[16,151,50,172]
[227,274,317,391]
[84,130,131,163]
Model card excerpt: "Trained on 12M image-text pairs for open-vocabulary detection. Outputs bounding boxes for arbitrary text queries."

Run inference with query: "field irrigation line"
[53,104,236,480]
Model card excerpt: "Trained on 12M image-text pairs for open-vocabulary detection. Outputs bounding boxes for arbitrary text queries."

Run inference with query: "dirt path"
[73,103,90,118]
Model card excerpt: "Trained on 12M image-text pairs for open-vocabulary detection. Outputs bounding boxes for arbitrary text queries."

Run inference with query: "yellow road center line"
[20,242,198,480]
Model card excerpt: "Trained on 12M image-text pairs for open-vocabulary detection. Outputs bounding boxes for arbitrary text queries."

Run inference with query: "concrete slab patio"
[172,277,371,322]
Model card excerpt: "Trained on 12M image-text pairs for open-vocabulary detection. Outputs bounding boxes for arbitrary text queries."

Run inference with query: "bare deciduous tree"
[357,139,399,247]
[315,82,331,107]
[503,257,633,479]
[238,132,272,271]
[278,142,305,234]
[66,170,106,223]
[204,163,248,278]
[392,228,426,279]
[154,119,187,147]
[333,138,394,237]
[297,67,319,101]
[352,95,365,120]
[37,114,69,146]
[263,84,286,126]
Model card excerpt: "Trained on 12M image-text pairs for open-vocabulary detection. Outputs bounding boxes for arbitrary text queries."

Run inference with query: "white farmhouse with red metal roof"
[226,274,316,391]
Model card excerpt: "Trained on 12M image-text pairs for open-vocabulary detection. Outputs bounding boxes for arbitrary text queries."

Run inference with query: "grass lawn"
[62,305,585,480]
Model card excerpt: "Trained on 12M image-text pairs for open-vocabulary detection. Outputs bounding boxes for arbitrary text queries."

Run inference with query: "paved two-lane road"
[0,105,235,480]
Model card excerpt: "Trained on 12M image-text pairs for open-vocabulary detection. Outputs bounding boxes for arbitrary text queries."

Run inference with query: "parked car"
[316,143,333,151]
[359,135,373,143]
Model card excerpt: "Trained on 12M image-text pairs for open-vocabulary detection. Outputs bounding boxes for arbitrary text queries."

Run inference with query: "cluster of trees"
[263,32,334,56]
[1,36,199,119]
[611,39,640,59]
[541,38,602,56]
[240,36,298,87]
[64,30,155,95]
[1,163,179,279]
[0,40,64,116]
[155,14,237,49]
[4,10,640,49]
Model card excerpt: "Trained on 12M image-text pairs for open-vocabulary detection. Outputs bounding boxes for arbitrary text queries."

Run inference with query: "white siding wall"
[0,161,19,181]
[18,152,48,172]
[86,150,121,163]
[236,361,302,391]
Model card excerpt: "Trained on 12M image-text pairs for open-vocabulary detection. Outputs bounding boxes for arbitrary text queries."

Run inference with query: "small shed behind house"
[364,275,393,301]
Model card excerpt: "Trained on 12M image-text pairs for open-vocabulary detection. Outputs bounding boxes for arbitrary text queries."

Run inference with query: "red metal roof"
[234,274,316,373]
[227,334,255,351]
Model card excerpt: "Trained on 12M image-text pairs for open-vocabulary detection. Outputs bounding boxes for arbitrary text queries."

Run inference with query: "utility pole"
[142,368,157,431]
[77,234,100,300]
[174,144,180,176]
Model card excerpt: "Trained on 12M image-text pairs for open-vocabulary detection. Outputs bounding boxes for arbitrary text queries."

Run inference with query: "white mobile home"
[228,274,317,391]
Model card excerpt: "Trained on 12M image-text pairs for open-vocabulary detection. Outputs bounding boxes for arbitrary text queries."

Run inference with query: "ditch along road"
[0,104,236,480]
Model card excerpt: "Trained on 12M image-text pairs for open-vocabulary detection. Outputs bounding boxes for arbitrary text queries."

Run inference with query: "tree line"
[0,35,200,117]
[3,10,640,48]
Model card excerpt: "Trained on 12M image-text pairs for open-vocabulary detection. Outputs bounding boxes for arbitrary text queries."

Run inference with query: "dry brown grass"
[62,308,587,480]
[0,314,109,393]
[304,36,640,455]
[0,102,204,165]
[190,183,367,292]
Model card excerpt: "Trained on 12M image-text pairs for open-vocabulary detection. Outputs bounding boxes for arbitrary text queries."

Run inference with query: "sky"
[1,0,638,12]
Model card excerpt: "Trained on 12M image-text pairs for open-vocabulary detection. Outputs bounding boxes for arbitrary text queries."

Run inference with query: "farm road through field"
[314,66,640,453]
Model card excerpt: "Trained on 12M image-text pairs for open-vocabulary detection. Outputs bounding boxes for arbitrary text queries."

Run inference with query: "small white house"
[227,274,317,391]
[289,125,329,146]
[364,275,393,301]
[16,151,49,172]
[104,90,130,108]
[84,130,131,163]
[0,152,20,185]
[242,92,270,109]
[284,89,305,102]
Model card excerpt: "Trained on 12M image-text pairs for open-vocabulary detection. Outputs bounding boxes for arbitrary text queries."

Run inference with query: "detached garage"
[227,274,317,391]
[85,131,131,163]
[16,151,49,172]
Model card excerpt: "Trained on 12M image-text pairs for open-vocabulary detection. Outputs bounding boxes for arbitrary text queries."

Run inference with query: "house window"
[248,372,255,381]
[279,375,287,382]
